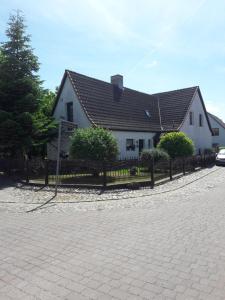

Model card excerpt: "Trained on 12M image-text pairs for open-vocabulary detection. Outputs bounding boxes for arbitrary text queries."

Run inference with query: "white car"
[216,149,225,165]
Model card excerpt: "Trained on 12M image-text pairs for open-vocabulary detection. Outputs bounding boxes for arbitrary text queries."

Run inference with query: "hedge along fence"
[1,153,216,189]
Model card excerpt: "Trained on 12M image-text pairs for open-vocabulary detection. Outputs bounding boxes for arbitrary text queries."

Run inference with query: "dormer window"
[189,111,194,125]
[145,110,151,118]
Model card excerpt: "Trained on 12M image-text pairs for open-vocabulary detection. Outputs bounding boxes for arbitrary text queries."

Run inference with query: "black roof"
[153,87,198,131]
[53,70,211,133]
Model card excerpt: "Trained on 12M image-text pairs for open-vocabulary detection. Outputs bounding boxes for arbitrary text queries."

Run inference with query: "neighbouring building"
[48,70,213,159]
[208,112,225,149]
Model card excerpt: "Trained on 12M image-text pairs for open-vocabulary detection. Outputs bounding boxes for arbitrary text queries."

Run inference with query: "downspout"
[153,96,163,147]
[157,96,164,131]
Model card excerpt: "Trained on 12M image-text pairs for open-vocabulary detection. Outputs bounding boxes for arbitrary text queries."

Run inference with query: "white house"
[48,70,213,159]
[208,112,225,148]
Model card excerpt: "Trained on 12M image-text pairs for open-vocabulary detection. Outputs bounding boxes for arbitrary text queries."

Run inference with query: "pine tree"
[0,11,57,157]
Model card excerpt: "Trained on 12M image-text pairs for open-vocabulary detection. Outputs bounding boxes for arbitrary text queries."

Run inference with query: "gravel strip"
[0,166,224,214]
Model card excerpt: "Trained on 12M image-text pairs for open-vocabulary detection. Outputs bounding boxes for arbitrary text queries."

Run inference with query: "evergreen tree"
[0,11,57,157]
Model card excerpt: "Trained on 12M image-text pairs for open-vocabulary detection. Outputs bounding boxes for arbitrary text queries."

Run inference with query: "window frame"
[126,139,135,151]
[199,113,203,127]
[189,111,194,125]
[212,128,219,136]
[66,102,74,122]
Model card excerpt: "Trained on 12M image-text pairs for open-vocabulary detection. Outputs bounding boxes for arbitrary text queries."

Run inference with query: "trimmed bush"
[157,132,194,158]
[70,127,118,162]
[141,148,170,165]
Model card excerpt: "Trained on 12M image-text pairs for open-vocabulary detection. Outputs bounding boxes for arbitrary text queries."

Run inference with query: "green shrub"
[157,132,194,158]
[141,148,170,165]
[70,127,118,162]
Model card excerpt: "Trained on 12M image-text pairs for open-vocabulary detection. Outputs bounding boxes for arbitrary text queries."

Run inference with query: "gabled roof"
[208,112,225,130]
[53,70,212,133]
[153,87,198,131]
[66,70,162,132]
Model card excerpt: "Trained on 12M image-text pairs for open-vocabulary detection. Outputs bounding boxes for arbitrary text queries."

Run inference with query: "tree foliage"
[70,127,118,162]
[0,11,57,157]
[157,132,194,158]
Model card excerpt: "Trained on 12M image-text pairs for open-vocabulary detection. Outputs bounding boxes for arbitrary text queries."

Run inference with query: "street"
[1,167,225,299]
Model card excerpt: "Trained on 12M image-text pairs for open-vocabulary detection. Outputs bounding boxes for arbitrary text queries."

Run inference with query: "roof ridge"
[208,112,225,128]
[66,69,158,100]
[66,69,111,86]
[153,86,198,95]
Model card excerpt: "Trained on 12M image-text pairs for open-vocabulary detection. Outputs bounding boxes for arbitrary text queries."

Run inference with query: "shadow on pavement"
[0,173,16,190]
[26,194,56,213]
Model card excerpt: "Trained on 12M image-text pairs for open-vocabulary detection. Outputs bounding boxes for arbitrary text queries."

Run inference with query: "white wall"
[112,131,155,159]
[180,92,212,153]
[208,115,225,147]
[48,76,91,159]
[53,76,91,128]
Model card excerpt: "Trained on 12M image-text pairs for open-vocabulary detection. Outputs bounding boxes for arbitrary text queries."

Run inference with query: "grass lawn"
[28,169,168,186]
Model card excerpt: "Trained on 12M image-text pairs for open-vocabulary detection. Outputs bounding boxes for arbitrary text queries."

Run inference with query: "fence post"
[182,158,185,175]
[45,158,49,185]
[169,159,173,180]
[25,159,29,183]
[192,156,196,171]
[201,154,204,168]
[150,157,155,188]
[102,162,107,189]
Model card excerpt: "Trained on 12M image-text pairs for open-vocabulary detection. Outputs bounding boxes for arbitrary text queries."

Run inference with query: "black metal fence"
[0,153,216,189]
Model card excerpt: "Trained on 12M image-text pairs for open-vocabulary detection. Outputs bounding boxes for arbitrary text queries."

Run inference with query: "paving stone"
[1,167,225,299]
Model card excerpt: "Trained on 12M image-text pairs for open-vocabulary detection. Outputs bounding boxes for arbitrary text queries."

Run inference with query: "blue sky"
[1,0,225,120]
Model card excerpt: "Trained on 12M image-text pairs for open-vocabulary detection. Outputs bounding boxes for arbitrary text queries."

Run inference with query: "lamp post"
[54,119,76,196]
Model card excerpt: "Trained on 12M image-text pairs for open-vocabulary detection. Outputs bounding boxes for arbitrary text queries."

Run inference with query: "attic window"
[145,110,151,118]
[199,114,203,127]
[212,128,219,136]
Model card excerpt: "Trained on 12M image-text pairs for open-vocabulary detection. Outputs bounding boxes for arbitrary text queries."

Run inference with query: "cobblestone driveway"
[1,167,225,299]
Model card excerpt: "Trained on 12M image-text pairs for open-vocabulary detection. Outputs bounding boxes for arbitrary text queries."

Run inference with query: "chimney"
[111,74,123,90]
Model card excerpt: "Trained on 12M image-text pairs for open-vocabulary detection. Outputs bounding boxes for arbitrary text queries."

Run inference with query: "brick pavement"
[1,168,225,299]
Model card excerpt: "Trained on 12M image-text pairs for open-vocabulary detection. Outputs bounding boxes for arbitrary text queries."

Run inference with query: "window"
[126,139,135,151]
[189,111,194,125]
[145,110,151,118]
[148,139,152,149]
[199,114,203,127]
[66,102,73,122]
[212,128,219,136]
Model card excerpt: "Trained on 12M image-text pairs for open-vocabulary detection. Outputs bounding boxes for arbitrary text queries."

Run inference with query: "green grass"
[28,170,168,186]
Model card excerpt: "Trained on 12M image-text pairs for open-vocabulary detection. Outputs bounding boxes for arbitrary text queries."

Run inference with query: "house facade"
[48,70,213,159]
[208,112,225,148]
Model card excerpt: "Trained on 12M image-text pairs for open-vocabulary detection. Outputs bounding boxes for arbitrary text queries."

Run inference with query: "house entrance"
[139,139,144,155]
